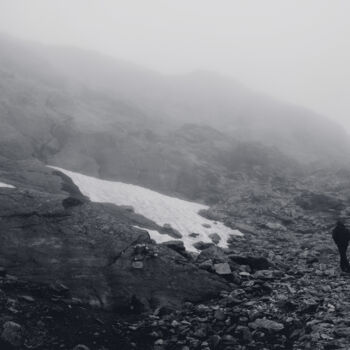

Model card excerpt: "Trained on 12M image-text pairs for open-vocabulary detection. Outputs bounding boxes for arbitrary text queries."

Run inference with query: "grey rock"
[214,308,226,321]
[198,259,213,271]
[229,255,271,270]
[193,241,214,251]
[213,263,231,275]
[161,224,182,239]
[265,222,286,231]
[73,345,90,350]
[1,321,23,347]
[253,270,275,280]
[161,240,186,254]
[248,318,284,332]
[209,233,221,244]
[189,232,200,238]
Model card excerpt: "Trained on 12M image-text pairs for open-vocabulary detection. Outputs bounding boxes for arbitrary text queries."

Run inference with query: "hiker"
[332,220,350,272]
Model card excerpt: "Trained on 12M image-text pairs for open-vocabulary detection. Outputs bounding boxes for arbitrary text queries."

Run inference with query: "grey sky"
[0,0,349,130]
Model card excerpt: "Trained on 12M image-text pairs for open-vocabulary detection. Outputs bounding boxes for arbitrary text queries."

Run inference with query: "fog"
[0,0,349,130]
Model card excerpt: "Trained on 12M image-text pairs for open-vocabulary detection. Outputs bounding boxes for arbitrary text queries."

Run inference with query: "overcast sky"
[0,0,349,130]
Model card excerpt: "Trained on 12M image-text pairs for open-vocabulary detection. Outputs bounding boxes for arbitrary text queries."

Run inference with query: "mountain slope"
[0,33,349,197]
[1,34,349,242]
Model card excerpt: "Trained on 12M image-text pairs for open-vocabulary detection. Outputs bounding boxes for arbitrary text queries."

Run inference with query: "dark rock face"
[109,243,227,310]
[193,242,215,251]
[160,240,185,252]
[0,159,228,310]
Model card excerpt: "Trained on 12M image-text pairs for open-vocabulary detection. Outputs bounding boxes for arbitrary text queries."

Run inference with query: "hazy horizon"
[0,0,349,131]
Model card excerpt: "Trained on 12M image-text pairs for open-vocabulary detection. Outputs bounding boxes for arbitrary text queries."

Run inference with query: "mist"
[0,0,349,131]
[3,2,350,347]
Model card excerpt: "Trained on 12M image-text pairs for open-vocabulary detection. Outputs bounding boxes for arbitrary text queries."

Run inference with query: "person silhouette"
[332,220,350,272]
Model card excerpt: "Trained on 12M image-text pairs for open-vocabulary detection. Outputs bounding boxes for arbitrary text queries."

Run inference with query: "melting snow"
[0,182,15,189]
[50,167,242,251]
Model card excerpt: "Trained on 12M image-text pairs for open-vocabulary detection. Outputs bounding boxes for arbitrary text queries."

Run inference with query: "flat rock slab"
[213,263,231,275]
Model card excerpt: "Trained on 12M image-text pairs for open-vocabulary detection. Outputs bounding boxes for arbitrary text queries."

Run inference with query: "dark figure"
[332,221,350,272]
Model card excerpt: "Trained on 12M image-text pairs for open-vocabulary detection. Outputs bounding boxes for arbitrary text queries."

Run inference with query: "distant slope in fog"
[0,33,349,202]
[51,166,242,252]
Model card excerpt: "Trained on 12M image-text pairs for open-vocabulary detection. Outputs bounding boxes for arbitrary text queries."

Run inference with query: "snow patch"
[50,166,242,251]
[0,182,15,189]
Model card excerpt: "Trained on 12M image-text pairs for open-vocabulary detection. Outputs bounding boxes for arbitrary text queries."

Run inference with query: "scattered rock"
[334,327,350,338]
[19,295,35,302]
[73,345,90,350]
[132,261,144,269]
[209,233,221,244]
[248,318,284,332]
[1,321,23,347]
[189,232,200,238]
[193,242,214,251]
[252,270,275,280]
[214,308,226,320]
[196,245,227,264]
[213,263,231,275]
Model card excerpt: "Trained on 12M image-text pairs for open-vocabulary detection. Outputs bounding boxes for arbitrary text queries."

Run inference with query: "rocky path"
[1,225,350,349]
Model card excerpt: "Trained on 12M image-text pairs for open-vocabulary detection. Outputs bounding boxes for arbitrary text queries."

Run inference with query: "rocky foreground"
[0,219,349,350]
[1,159,350,350]
[2,32,350,350]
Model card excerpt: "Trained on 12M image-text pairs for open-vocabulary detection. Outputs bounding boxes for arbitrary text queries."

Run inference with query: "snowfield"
[0,182,15,188]
[50,167,242,251]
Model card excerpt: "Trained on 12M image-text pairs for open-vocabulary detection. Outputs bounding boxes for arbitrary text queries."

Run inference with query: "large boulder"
[0,160,229,310]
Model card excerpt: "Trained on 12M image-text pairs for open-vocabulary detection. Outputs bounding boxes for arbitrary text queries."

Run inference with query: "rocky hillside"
[0,157,232,312]
[1,33,350,204]
[1,34,350,350]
